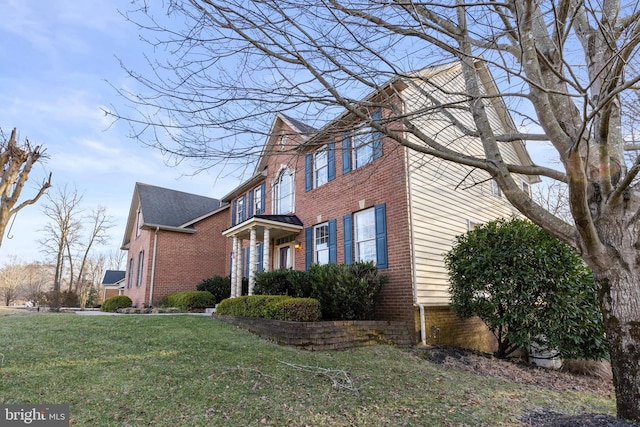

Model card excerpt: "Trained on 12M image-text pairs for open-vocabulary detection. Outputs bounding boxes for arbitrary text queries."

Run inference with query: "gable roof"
[102,270,125,285]
[121,183,225,249]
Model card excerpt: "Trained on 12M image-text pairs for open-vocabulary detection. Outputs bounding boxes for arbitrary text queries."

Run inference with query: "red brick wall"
[422,306,498,353]
[124,207,230,307]
[150,209,230,305]
[232,117,416,329]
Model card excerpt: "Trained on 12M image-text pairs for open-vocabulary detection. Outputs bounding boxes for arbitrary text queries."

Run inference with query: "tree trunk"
[591,221,640,420]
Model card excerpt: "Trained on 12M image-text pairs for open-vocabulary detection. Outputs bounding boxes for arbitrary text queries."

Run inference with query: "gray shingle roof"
[102,270,126,285]
[137,183,222,227]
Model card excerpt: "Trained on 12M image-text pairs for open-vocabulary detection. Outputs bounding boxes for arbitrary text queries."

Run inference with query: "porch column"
[248,227,257,295]
[235,237,244,297]
[230,236,238,298]
[263,228,271,272]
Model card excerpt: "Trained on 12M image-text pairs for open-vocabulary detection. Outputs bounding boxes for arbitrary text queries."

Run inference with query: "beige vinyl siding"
[403,63,530,307]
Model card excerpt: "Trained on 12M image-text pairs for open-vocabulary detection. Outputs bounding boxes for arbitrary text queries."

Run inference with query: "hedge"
[216,295,321,322]
[101,295,132,312]
[164,290,216,311]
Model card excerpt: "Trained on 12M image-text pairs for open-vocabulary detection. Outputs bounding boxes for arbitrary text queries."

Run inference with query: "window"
[354,209,376,263]
[341,109,383,172]
[343,204,387,268]
[314,149,328,187]
[314,223,329,265]
[236,196,245,224]
[274,168,294,214]
[305,144,335,191]
[522,180,530,196]
[136,251,144,287]
[491,180,502,198]
[254,186,263,214]
[136,208,143,237]
[127,257,134,288]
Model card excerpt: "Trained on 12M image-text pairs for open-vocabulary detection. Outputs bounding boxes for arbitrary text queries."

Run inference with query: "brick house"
[101,270,125,301]
[120,183,229,307]
[221,61,538,350]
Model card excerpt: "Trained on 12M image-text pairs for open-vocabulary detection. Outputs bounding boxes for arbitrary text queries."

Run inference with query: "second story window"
[342,109,383,173]
[314,149,328,187]
[236,196,245,224]
[274,168,294,214]
[254,185,263,214]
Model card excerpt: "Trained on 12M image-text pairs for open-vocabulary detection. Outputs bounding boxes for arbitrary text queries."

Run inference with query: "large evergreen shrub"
[444,217,608,360]
[197,276,231,302]
[165,291,216,311]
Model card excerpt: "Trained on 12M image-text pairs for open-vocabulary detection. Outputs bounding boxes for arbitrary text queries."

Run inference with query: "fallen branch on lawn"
[279,361,360,397]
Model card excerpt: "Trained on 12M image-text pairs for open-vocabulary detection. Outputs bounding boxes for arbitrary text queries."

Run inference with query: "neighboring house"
[101,270,125,301]
[120,183,229,307]
[221,61,539,351]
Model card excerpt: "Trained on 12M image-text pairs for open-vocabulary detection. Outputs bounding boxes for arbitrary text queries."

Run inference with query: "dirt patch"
[416,346,639,427]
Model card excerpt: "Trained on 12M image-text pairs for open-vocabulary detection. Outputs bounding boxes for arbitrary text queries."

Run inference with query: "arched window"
[274,168,294,214]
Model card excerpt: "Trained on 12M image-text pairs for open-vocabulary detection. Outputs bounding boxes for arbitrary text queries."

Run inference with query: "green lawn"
[0,314,615,426]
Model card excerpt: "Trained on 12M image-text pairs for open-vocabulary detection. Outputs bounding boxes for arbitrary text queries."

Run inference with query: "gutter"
[148,226,159,307]
[405,146,427,345]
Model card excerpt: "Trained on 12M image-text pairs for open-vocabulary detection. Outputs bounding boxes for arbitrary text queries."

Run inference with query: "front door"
[279,246,291,269]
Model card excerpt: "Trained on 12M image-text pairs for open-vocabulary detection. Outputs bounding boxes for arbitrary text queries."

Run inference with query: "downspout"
[148,226,160,307]
[405,147,427,346]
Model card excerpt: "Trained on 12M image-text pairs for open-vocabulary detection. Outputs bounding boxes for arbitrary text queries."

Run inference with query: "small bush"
[216,295,321,322]
[165,291,216,312]
[308,262,387,320]
[197,276,231,302]
[101,295,132,312]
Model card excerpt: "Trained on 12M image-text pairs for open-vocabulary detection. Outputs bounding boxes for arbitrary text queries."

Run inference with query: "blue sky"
[0,1,240,264]
[0,1,558,265]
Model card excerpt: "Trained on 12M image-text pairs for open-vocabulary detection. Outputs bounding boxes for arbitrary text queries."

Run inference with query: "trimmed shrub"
[445,217,608,360]
[101,295,132,312]
[216,295,321,322]
[197,276,231,303]
[252,269,310,297]
[308,262,387,320]
[165,291,216,311]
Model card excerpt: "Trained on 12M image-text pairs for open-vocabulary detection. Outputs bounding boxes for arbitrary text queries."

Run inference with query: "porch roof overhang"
[222,215,303,241]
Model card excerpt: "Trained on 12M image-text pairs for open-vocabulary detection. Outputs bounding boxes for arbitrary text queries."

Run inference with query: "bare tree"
[74,206,114,294]
[0,256,25,306]
[39,186,83,292]
[112,1,640,419]
[0,128,52,247]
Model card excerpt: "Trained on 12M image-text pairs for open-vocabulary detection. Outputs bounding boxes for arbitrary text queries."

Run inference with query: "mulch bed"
[416,346,639,427]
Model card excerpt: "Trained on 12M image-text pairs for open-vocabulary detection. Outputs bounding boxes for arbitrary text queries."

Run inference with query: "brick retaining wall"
[214,315,413,350]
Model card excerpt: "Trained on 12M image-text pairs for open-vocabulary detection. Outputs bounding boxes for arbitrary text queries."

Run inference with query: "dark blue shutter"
[328,219,337,264]
[327,143,336,181]
[343,214,353,265]
[375,203,388,268]
[305,153,313,191]
[257,242,264,273]
[305,227,313,270]
[371,109,383,160]
[248,189,254,217]
[341,132,351,174]
[231,200,237,226]
[259,182,266,213]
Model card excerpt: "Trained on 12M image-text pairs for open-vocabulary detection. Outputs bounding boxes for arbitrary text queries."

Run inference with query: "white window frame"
[136,208,143,237]
[314,149,328,187]
[274,168,294,214]
[522,180,530,196]
[352,130,374,169]
[314,222,329,265]
[354,208,376,263]
[236,196,245,224]
[254,186,263,214]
